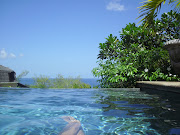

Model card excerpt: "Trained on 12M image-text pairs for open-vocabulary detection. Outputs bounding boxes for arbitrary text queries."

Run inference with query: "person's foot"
[60,116,84,135]
[62,116,80,123]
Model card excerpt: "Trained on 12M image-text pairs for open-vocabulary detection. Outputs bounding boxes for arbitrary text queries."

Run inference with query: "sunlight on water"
[0,88,179,135]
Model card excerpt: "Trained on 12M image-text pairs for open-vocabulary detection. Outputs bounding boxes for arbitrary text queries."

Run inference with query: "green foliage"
[52,74,91,88]
[16,70,29,82]
[92,11,180,88]
[31,75,51,88]
[30,74,91,89]
[138,0,180,27]
[93,85,99,89]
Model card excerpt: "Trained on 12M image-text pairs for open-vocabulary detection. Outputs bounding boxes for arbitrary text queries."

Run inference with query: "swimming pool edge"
[136,81,180,94]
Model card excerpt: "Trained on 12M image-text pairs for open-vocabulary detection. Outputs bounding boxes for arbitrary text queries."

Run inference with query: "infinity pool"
[0,88,180,135]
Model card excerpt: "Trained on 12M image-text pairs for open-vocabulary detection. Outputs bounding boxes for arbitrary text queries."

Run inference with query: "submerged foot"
[61,116,80,123]
[60,116,85,135]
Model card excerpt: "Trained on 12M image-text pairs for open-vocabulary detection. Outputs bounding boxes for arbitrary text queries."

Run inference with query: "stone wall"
[0,72,10,82]
[0,71,16,82]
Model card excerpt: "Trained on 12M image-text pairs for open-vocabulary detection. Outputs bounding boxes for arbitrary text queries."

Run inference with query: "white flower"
[156,32,159,34]
[169,74,172,76]
[144,68,148,72]
[124,30,129,34]
[174,75,177,77]
[141,48,144,51]
[167,67,171,71]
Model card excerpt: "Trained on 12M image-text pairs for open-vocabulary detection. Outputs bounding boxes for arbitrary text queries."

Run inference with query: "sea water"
[19,78,99,88]
[0,88,180,135]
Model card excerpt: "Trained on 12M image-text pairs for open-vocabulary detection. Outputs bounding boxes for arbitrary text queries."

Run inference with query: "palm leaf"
[137,0,165,26]
[137,0,180,27]
[174,0,180,9]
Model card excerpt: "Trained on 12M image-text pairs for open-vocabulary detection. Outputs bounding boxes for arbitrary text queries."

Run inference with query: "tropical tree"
[138,0,180,26]
[92,11,180,88]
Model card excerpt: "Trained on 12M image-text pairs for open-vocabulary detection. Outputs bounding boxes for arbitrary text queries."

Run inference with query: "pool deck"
[136,81,180,93]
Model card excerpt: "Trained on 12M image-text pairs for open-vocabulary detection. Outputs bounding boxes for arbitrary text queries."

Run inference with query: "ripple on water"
[0,88,179,135]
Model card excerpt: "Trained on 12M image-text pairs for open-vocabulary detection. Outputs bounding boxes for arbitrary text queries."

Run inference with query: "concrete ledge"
[136,81,180,93]
[0,82,18,87]
[0,82,29,88]
[99,88,140,91]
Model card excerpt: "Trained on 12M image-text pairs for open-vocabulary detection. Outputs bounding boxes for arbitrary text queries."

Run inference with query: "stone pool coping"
[99,88,140,91]
[136,81,180,93]
[0,82,28,88]
[0,82,18,87]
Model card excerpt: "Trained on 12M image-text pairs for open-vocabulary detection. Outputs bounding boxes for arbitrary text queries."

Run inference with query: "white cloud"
[9,53,16,58]
[0,48,18,59]
[0,48,8,59]
[106,0,125,11]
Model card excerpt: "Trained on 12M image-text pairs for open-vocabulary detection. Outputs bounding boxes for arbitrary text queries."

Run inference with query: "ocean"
[19,78,100,88]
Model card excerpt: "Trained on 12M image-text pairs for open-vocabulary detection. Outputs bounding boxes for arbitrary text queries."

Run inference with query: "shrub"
[16,70,29,82]
[31,75,51,88]
[30,74,91,89]
[92,10,180,88]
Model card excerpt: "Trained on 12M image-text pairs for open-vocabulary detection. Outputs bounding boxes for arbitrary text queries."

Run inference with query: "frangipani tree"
[92,11,180,88]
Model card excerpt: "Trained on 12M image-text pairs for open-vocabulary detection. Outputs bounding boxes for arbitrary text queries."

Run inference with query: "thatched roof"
[0,65,14,72]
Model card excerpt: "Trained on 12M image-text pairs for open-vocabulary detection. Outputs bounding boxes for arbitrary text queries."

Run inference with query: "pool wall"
[136,81,180,93]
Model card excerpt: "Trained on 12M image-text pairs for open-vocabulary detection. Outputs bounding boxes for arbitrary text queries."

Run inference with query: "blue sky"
[0,0,174,78]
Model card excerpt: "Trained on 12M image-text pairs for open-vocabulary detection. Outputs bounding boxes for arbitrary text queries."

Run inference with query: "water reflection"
[93,89,180,134]
[0,88,179,134]
[142,89,180,135]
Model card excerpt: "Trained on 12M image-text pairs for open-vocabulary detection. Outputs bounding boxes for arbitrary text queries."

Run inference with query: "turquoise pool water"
[0,88,179,135]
